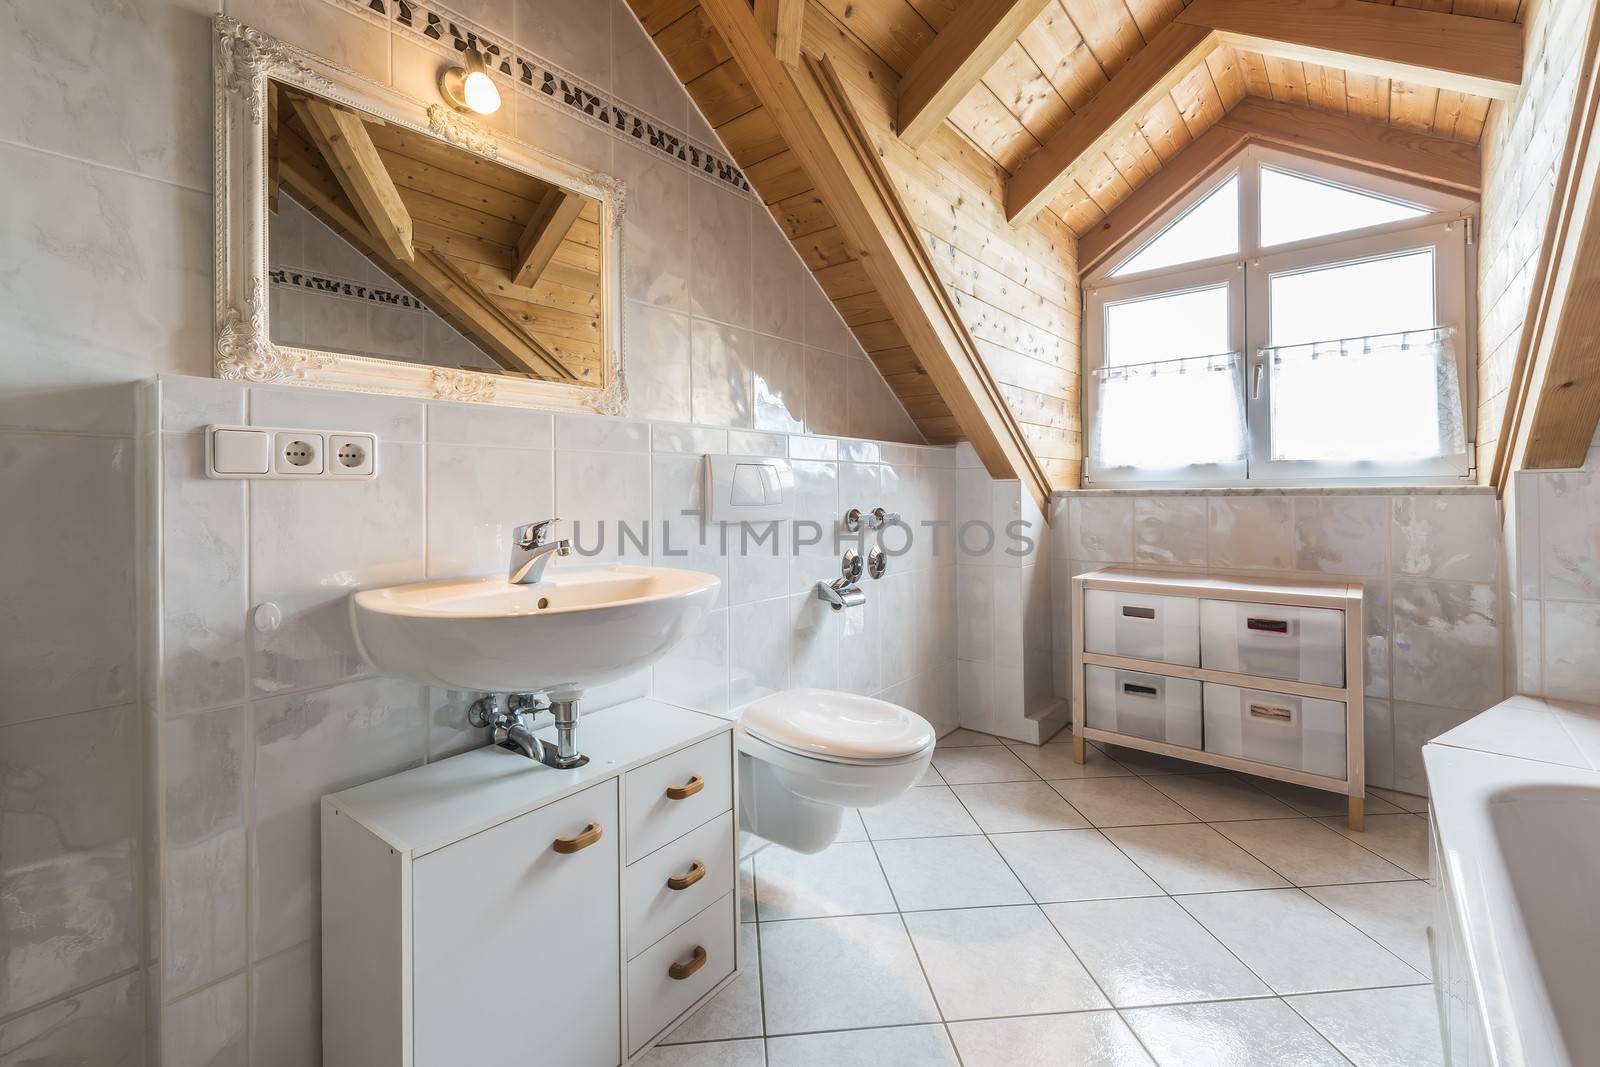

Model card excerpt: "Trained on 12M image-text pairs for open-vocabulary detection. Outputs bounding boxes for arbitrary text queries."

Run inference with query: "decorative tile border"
[343,0,752,196]
[270,267,433,313]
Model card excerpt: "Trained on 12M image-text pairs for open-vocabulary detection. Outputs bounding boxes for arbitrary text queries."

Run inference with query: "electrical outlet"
[274,431,325,475]
[329,434,375,476]
[206,426,377,481]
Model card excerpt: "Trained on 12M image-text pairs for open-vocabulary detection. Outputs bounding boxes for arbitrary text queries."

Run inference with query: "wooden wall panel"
[1476,0,1589,479]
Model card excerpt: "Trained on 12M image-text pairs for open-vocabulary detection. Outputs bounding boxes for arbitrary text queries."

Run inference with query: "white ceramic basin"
[350,565,720,694]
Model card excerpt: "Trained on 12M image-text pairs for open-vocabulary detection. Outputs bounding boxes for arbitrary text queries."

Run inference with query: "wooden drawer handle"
[552,822,603,854]
[666,860,706,891]
[665,774,704,801]
[668,945,707,981]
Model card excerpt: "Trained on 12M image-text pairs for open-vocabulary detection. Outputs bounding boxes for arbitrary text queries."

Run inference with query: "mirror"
[214,19,625,413]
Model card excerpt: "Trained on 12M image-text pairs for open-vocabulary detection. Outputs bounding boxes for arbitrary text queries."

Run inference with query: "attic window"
[1085,146,1475,486]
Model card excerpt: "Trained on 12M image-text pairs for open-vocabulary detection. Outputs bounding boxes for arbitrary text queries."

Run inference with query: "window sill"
[1054,484,1494,499]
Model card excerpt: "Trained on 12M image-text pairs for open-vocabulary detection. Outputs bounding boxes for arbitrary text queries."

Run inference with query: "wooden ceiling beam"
[293,96,415,263]
[512,188,585,288]
[697,0,1053,504]
[1218,97,1482,193]
[755,0,804,66]
[1005,22,1216,224]
[1178,0,1524,102]
[897,0,1057,147]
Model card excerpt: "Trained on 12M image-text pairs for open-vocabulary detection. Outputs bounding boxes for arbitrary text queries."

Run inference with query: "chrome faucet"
[509,518,571,585]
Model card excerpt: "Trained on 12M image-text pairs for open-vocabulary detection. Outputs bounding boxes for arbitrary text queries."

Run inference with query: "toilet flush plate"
[703,454,794,524]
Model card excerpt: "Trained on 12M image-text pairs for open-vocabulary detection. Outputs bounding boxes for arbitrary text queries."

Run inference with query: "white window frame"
[1083,145,1477,488]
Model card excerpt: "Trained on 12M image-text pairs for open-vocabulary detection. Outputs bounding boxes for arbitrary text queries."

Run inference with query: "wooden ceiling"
[270,84,605,383]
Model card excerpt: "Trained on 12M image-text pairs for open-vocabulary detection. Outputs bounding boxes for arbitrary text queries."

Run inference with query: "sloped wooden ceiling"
[630,0,1522,491]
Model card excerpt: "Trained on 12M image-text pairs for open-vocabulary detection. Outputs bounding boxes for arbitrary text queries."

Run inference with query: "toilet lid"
[741,688,935,762]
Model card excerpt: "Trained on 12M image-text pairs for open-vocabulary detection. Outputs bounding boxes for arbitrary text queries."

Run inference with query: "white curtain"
[1266,326,1466,462]
[1091,352,1247,470]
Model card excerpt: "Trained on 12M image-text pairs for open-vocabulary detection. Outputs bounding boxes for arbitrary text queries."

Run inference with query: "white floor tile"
[758,914,939,1035]
[636,1038,766,1066]
[1044,897,1270,1007]
[872,836,1031,911]
[1369,786,1429,813]
[951,781,1090,833]
[1048,776,1202,828]
[930,745,1039,784]
[902,905,1109,1020]
[989,829,1163,903]
[1177,888,1425,994]
[1256,780,1402,818]
[1211,819,1412,887]
[765,1024,960,1067]
[1122,998,1347,1067]
[1095,744,1224,776]
[1287,985,1445,1067]
[833,809,868,842]
[1101,824,1290,894]
[1146,774,1299,822]
[1317,813,1431,879]
[949,1011,1156,1067]
[858,786,982,840]
[754,842,897,921]
[1007,741,1133,780]
[917,763,944,786]
[1305,881,1434,977]
[662,923,763,1044]
[936,728,1003,748]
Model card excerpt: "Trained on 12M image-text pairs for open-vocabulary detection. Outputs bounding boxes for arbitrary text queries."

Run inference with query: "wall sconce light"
[439,45,501,116]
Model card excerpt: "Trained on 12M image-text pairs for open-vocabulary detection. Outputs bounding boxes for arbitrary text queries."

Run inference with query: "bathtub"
[1425,695,1600,1067]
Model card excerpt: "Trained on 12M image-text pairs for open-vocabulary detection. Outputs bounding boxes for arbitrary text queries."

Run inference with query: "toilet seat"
[739,688,935,764]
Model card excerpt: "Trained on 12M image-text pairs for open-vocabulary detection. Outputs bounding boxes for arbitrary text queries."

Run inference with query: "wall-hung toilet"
[736,688,936,854]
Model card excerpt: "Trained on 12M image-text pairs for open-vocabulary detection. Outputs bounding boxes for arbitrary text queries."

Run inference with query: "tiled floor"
[642,729,1440,1067]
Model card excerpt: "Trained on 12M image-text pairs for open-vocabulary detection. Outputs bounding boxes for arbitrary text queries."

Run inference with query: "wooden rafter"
[512,188,585,288]
[697,0,1051,505]
[1005,0,1521,224]
[293,96,415,263]
[755,0,803,67]
[897,0,1056,147]
[1178,0,1524,102]
[1078,99,1484,276]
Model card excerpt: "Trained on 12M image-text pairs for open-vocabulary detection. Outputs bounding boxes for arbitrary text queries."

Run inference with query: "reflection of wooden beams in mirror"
[275,129,578,381]
[293,96,416,263]
[512,188,585,288]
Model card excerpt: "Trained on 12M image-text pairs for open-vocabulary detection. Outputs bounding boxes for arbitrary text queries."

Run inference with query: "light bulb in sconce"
[438,45,502,116]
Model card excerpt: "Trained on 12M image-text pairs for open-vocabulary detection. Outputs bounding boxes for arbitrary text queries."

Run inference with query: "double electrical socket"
[206,424,378,480]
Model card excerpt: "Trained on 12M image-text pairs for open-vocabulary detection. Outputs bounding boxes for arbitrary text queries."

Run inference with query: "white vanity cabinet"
[320,699,740,1067]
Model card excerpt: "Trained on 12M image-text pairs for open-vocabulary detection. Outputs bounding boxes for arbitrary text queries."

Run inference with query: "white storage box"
[1084,589,1200,666]
[1202,683,1347,779]
[1085,665,1202,749]
[1199,600,1344,686]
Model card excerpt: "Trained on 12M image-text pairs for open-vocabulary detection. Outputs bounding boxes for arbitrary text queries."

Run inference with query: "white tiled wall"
[147,374,959,1058]
[0,0,925,1058]
[1506,426,1600,703]
[1048,488,1505,795]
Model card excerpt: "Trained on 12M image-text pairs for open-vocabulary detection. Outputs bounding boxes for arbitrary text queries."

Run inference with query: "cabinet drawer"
[1084,589,1199,666]
[1202,683,1346,779]
[627,892,737,1055]
[625,810,735,958]
[1199,600,1344,686]
[625,733,732,864]
[412,780,619,1067]
[1085,665,1201,749]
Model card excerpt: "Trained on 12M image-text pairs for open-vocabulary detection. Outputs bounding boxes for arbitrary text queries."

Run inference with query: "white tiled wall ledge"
[1057,485,1495,498]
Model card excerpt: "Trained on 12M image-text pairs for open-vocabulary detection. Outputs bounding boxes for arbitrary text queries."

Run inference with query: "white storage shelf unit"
[1071,567,1366,828]
[320,699,741,1067]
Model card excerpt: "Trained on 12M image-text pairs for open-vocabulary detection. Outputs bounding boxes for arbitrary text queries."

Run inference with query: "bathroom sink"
[350,565,720,694]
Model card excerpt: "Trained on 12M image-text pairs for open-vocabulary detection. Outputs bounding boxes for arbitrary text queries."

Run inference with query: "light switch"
[212,428,271,475]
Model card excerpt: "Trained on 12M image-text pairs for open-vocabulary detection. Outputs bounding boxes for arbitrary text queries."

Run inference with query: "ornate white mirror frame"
[212,15,628,414]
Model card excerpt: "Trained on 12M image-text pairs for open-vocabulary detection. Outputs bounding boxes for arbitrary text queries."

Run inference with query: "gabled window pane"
[1105,283,1231,366]
[1259,166,1425,247]
[1112,175,1239,277]
[1268,248,1436,347]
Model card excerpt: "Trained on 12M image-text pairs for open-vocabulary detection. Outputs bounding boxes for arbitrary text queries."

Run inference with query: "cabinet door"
[413,779,620,1067]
